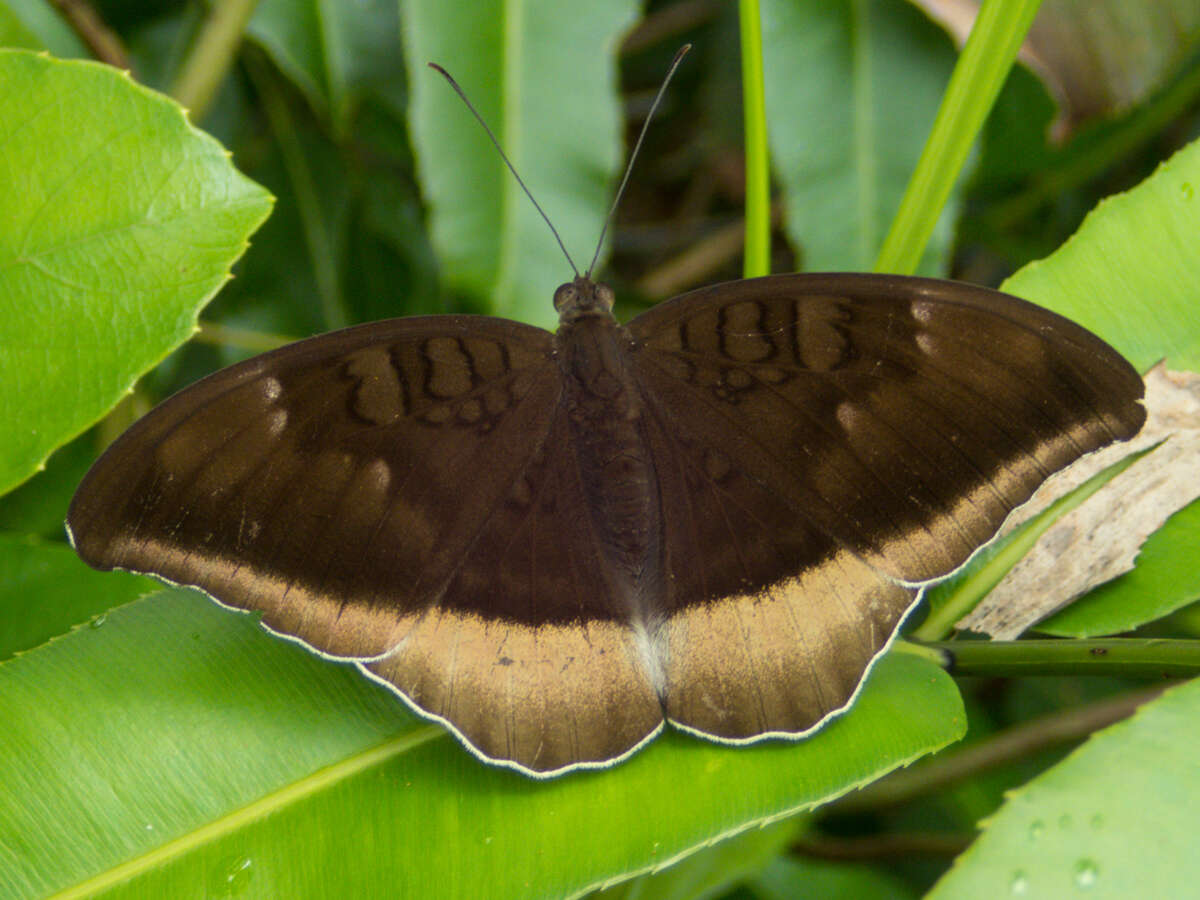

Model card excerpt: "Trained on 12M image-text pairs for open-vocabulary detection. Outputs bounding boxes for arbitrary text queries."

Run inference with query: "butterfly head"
[554,276,616,324]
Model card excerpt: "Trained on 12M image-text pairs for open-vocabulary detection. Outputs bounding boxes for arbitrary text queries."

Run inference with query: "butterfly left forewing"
[71,314,663,776]
[68,316,564,660]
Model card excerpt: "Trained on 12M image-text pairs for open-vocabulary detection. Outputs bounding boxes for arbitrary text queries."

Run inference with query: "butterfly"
[67,266,1145,776]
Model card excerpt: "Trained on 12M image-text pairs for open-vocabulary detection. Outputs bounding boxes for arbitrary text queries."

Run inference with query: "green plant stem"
[170,0,262,119]
[246,54,348,331]
[874,0,1042,274]
[832,683,1167,813]
[739,0,770,278]
[931,638,1200,678]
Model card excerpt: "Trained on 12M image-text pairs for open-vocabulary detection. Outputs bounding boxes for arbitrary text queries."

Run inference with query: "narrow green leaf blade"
[248,0,403,134]
[0,50,273,495]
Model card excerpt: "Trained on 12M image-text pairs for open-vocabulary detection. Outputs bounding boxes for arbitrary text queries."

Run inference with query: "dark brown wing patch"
[629,273,1145,584]
[69,317,563,659]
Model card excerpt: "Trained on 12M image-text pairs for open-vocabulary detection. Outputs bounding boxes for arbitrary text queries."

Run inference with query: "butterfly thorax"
[555,304,657,598]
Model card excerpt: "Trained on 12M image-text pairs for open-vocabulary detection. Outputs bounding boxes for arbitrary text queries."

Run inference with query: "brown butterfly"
[68,266,1145,776]
[67,51,1146,776]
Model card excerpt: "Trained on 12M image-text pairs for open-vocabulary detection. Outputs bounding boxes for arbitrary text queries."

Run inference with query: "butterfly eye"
[553,283,576,311]
[595,283,615,312]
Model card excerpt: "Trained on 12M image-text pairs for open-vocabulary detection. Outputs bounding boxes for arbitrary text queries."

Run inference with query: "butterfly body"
[556,279,659,608]
[68,272,1146,776]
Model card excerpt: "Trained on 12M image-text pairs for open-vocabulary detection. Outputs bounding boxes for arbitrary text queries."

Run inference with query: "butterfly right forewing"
[629,273,1146,585]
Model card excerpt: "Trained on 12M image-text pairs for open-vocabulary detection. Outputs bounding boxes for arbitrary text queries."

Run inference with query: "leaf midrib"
[47,725,444,899]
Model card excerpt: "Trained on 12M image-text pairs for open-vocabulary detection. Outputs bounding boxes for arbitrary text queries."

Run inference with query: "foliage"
[0,0,1198,897]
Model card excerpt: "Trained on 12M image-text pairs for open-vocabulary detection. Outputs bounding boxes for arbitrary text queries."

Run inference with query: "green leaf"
[0,589,963,898]
[0,50,273,496]
[247,0,404,136]
[761,0,959,273]
[927,677,1200,899]
[992,136,1200,638]
[400,0,639,327]
[0,533,154,659]
[0,434,96,538]
[1001,135,1200,371]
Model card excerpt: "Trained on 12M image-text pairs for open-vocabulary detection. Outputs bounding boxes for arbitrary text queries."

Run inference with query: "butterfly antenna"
[586,44,692,279]
[429,62,580,278]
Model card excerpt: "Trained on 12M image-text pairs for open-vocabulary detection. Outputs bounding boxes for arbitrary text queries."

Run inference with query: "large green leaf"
[0,50,273,495]
[0,590,963,898]
[400,0,639,327]
[1001,136,1200,371]
[761,0,960,274]
[1000,136,1200,636]
[928,677,1200,898]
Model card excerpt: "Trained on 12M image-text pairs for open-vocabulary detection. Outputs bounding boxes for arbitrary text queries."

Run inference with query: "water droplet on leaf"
[211,855,253,896]
[1074,859,1098,889]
